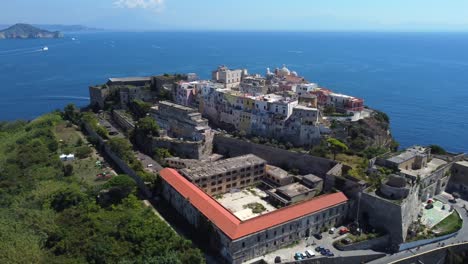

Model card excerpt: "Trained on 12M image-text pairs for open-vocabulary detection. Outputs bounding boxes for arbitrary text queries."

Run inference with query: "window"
[242,242,245,248]
[227,184,231,188]
[217,186,222,190]
[211,188,216,192]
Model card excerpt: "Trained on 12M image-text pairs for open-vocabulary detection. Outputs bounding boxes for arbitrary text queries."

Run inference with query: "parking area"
[247,227,353,263]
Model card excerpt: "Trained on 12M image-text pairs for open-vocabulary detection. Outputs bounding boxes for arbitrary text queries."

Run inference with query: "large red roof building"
[159,168,349,263]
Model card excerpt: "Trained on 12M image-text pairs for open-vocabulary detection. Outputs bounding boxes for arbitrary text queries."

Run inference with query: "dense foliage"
[129,100,152,119]
[0,113,204,264]
[136,116,160,137]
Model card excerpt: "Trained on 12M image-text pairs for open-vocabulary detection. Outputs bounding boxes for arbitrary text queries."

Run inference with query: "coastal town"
[80,65,468,263]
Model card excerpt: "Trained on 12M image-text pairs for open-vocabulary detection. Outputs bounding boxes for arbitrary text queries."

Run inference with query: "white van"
[305,249,315,258]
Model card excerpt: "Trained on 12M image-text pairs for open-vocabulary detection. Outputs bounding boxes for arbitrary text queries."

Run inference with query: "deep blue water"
[0,32,467,152]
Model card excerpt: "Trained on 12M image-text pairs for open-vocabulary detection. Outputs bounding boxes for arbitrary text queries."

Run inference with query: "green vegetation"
[429,144,447,155]
[373,110,390,124]
[327,137,349,160]
[154,148,172,164]
[0,113,204,264]
[129,99,152,119]
[136,116,160,137]
[432,210,462,237]
[81,111,108,139]
[243,202,266,214]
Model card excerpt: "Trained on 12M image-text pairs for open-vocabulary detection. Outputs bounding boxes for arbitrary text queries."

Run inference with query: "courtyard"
[215,187,277,220]
[421,200,452,228]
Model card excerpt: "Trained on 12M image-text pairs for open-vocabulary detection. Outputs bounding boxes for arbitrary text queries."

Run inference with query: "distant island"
[0,23,64,39]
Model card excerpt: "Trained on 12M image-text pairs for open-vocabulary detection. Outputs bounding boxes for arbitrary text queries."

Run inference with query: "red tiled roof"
[160,168,348,240]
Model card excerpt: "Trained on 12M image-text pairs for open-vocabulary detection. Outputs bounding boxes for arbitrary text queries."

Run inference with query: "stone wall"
[213,135,337,177]
[360,185,420,248]
[82,123,151,197]
[134,131,213,160]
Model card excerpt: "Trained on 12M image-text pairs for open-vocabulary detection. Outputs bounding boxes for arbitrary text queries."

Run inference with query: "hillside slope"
[0,23,63,39]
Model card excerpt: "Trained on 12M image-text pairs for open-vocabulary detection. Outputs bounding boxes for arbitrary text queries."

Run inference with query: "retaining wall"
[213,135,337,177]
[82,122,151,198]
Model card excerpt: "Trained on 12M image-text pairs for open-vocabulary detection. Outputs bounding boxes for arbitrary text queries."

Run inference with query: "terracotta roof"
[160,168,348,240]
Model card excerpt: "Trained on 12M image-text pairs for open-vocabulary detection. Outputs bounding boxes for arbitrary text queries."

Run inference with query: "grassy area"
[432,210,462,236]
[332,153,369,181]
[68,158,112,187]
[55,121,111,186]
[55,122,82,147]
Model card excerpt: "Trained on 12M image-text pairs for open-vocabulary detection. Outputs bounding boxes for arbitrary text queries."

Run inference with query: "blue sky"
[2,0,468,31]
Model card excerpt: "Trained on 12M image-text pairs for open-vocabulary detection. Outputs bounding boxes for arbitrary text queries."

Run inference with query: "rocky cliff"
[330,109,397,155]
[0,23,63,39]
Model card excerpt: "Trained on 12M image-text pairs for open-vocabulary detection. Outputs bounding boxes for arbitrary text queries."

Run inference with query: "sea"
[0,31,467,152]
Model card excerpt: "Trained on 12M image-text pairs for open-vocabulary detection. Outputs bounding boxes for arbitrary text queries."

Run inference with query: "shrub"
[75,146,92,159]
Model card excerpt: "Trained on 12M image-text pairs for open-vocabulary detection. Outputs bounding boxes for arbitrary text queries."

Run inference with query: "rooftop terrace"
[216,188,277,221]
[387,146,429,164]
[400,158,447,178]
[181,154,266,181]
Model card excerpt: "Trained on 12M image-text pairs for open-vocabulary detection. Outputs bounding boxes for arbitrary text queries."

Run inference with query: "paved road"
[136,151,164,173]
[368,192,468,264]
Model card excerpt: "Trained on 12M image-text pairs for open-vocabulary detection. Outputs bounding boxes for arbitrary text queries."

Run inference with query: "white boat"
[42,46,49,51]
[71,37,76,41]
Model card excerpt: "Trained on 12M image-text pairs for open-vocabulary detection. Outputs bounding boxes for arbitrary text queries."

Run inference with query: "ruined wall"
[213,135,337,177]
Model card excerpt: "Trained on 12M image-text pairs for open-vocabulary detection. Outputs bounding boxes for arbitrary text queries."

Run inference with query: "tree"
[129,100,152,119]
[100,175,137,206]
[136,116,160,137]
[327,137,349,160]
[75,146,92,159]
[108,138,133,162]
[63,164,74,176]
[63,103,78,122]
[154,148,172,164]
[323,105,336,115]
[429,144,447,155]
[50,186,85,212]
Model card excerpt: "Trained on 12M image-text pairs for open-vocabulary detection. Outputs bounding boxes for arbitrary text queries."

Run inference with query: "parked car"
[315,246,324,252]
[327,252,335,257]
[305,249,316,258]
[329,227,336,234]
[339,227,349,235]
[294,253,303,260]
[274,256,282,263]
[313,233,323,240]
